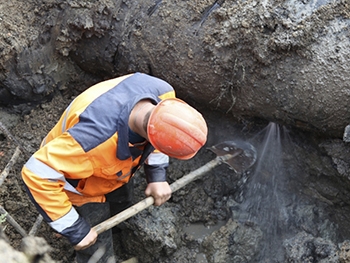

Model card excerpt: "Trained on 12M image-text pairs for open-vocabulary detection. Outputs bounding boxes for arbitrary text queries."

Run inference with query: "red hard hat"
[147,98,208,160]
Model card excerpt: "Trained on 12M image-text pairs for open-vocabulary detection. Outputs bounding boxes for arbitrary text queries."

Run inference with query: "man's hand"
[145,182,172,206]
[74,228,98,250]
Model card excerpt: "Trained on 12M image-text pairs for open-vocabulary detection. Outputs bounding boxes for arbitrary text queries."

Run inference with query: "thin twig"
[28,215,43,236]
[121,257,138,263]
[0,205,27,237]
[0,121,30,157]
[0,146,21,187]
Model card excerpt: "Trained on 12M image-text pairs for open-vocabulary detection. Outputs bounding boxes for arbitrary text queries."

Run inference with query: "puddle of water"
[183,221,226,241]
[183,221,226,262]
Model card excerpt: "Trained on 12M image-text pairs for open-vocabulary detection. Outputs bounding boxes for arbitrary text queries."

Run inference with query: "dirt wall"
[0,0,349,137]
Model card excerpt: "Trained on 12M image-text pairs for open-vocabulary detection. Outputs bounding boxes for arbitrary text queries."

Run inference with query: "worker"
[21,72,208,263]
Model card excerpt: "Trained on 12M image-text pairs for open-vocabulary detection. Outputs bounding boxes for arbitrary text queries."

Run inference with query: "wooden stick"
[0,123,43,238]
[0,146,21,187]
[92,148,254,235]
[93,156,226,234]
[169,153,240,192]
[28,215,43,236]
[0,121,29,156]
[121,257,138,263]
[0,205,27,237]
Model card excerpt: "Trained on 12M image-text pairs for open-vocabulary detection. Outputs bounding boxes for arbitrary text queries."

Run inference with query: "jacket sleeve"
[21,132,94,245]
[144,151,169,183]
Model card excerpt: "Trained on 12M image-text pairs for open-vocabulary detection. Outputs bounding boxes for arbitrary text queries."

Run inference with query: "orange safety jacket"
[21,73,175,245]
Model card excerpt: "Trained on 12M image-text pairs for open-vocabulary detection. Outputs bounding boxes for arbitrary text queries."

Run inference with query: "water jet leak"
[237,122,294,262]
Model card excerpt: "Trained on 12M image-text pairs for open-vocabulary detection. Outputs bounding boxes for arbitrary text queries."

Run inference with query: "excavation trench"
[0,1,350,262]
[1,99,350,263]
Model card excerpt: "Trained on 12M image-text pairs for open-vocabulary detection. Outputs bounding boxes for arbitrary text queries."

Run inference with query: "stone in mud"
[283,231,338,263]
[117,205,182,262]
[338,240,350,263]
[0,236,55,263]
[343,125,350,143]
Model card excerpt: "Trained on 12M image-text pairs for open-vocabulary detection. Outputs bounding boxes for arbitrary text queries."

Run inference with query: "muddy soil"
[1,0,350,137]
[3,90,350,263]
[0,94,79,262]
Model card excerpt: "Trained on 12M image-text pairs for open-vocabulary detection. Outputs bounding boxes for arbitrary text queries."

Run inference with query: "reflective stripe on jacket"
[21,73,175,245]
